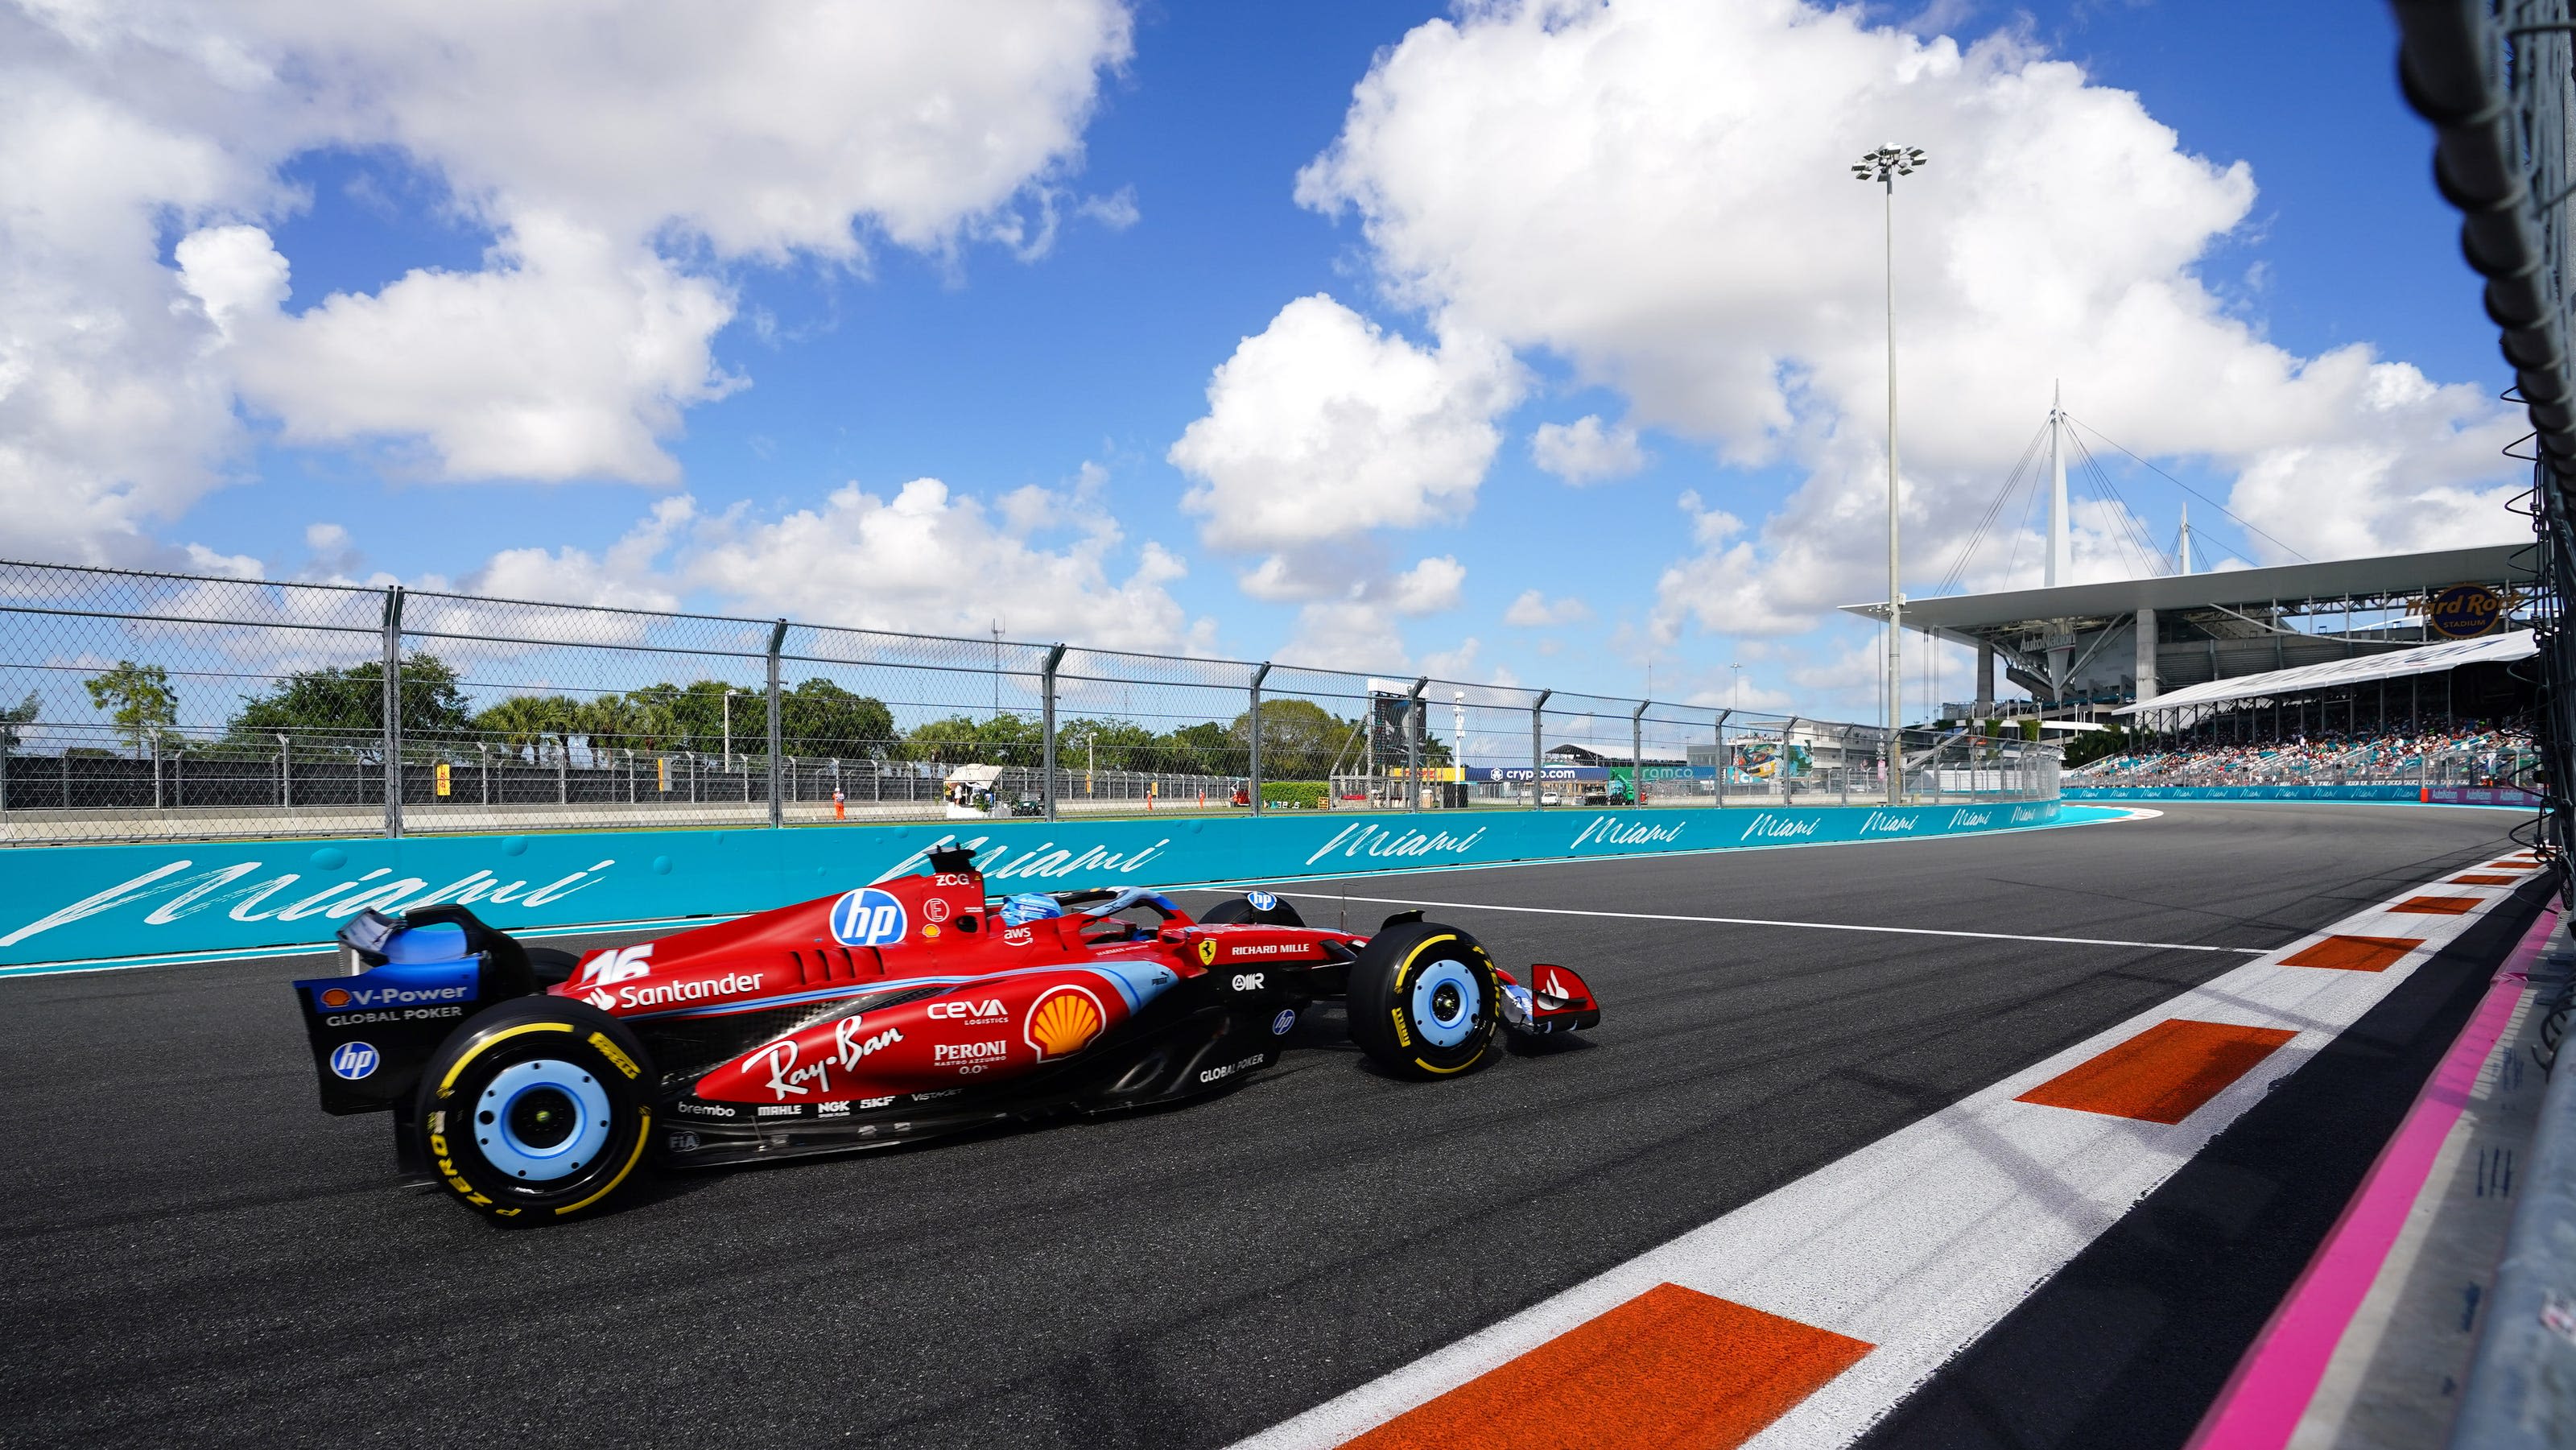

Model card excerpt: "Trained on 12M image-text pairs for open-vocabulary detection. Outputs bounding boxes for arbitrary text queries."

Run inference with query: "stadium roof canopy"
[2111,628,2534,716]
[1839,542,2527,634]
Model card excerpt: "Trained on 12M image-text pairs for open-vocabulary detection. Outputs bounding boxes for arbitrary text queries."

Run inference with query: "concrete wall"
[0,799,2098,972]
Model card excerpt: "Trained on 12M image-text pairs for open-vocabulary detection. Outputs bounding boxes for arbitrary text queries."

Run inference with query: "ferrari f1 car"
[291,846,1601,1224]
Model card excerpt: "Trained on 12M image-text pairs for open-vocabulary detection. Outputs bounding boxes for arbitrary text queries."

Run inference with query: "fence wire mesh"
[0,558,2058,844]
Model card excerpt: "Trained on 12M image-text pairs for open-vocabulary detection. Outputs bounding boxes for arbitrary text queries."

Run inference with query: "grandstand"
[1843,543,2533,746]
[2066,720,2534,789]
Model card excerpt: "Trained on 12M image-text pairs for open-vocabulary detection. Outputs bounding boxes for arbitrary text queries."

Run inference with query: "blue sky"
[2,0,2524,722]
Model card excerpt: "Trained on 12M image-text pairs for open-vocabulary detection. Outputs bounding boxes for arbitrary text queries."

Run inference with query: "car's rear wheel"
[1347,921,1500,1079]
[415,997,654,1225]
[1199,890,1306,927]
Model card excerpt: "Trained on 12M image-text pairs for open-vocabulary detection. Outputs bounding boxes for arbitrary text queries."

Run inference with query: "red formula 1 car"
[291,845,1600,1223]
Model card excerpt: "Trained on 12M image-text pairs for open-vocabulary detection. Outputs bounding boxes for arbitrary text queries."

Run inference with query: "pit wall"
[2066,784,2537,807]
[0,799,2091,971]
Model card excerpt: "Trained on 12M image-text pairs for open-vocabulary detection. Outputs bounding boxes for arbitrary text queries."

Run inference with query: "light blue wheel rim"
[476,1058,614,1182]
[1409,958,1481,1049]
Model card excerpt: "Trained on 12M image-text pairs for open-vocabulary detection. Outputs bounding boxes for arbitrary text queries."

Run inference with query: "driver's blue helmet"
[1001,893,1065,927]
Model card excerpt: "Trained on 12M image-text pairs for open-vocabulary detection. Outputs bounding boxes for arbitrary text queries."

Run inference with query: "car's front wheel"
[415,997,655,1225]
[1347,920,1500,1079]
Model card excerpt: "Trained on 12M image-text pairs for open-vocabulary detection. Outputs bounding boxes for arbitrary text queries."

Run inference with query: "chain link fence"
[0,558,2059,845]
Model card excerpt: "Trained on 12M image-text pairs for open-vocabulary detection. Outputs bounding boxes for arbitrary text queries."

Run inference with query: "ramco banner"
[0,799,2095,971]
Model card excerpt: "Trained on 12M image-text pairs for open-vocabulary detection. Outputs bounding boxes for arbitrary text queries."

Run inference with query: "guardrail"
[2450,915,2576,1448]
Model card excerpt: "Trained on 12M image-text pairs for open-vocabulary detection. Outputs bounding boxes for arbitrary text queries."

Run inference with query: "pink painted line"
[2185,900,2560,1450]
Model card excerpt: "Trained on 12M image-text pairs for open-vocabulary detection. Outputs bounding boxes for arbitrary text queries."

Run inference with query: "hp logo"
[1247,890,1278,911]
[328,1041,379,1080]
[1269,1008,1297,1037]
[830,887,910,948]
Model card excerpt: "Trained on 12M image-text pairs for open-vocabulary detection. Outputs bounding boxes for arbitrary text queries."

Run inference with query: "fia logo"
[831,887,909,948]
[328,1041,379,1080]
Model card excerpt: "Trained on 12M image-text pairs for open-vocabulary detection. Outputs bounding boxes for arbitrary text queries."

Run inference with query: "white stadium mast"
[2046,381,2072,587]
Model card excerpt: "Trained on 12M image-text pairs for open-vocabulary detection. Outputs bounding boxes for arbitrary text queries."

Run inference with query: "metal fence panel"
[0,558,2059,845]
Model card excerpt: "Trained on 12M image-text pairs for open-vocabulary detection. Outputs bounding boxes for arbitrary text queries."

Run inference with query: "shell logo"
[320,987,352,1009]
[1024,985,1106,1061]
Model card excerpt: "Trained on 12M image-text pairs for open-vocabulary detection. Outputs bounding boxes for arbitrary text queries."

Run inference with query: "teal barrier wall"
[2066,784,2537,807]
[0,799,2095,970]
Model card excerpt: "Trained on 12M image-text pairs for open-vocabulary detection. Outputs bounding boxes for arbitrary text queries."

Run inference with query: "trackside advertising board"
[0,800,2089,970]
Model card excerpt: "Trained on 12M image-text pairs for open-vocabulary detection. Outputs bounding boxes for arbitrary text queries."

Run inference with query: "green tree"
[779,679,895,758]
[0,691,39,753]
[1053,717,1165,774]
[474,693,580,764]
[225,654,473,756]
[904,712,1045,766]
[1164,721,1241,773]
[1225,698,1359,780]
[85,661,177,757]
[577,693,674,755]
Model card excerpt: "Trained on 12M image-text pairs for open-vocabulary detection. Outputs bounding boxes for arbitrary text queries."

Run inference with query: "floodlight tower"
[1853,143,1926,803]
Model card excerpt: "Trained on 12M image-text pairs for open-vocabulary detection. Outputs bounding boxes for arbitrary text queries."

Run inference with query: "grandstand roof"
[1839,543,2527,635]
[2111,628,2534,715]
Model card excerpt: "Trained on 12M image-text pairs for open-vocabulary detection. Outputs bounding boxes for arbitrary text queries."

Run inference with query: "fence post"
[1530,689,1551,809]
[1406,676,1427,813]
[278,733,290,812]
[1041,642,1067,822]
[1631,700,1649,808]
[1781,717,1798,804]
[1249,662,1271,816]
[381,585,405,839]
[1712,709,1732,808]
[767,620,788,828]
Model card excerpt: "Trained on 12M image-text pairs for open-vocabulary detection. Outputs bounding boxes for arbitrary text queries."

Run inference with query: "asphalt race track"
[0,803,2545,1449]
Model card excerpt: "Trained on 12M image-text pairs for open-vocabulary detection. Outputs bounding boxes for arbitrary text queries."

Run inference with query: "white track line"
[1229,870,2537,1450]
[1174,889,2263,956]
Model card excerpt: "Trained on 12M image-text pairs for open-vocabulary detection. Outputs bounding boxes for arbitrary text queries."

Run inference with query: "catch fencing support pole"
[1713,708,1732,808]
[1249,663,1270,816]
[1632,700,1649,808]
[382,585,404,839]
[1530,690,1551,810]
[1041,643,1067,822]
[1406,676,1427,813]
[766,620,788,828]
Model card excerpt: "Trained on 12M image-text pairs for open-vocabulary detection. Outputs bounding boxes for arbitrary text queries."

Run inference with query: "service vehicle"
[291,845,1601,1224]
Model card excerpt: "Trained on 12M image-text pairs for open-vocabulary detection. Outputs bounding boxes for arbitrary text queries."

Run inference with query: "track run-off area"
[0,801,2545,1449]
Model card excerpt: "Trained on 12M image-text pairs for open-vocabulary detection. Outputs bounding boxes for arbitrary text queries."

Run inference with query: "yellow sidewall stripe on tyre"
[437,1020,575,1096]
[555,1107,651,1217]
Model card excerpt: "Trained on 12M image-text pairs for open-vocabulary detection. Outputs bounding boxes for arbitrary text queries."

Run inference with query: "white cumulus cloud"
[1504,589,1591,627]
[1531,415,1646,484]
[1295,0,2526,647]
[1169,294,1523,550]
[0,1,1135,553]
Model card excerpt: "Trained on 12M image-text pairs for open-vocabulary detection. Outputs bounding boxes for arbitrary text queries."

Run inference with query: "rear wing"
[288,907,539,1115]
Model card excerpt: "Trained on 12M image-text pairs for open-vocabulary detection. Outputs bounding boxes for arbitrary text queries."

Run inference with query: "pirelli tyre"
[1197,889,1306,927]
[1347,921,1501,1080]
[415,997,655,1225]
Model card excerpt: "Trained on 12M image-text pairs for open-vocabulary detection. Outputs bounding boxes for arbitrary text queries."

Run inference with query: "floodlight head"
[1852,143,1927,183]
